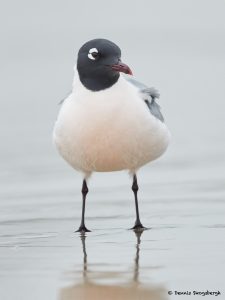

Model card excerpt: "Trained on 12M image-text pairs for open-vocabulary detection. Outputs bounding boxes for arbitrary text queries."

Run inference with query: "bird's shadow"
[59,231,168,300]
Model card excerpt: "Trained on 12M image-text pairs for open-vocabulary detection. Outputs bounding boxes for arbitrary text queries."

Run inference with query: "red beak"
[111,62,133,75]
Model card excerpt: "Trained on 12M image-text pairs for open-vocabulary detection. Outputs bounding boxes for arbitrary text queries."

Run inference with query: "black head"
[77,38,132,91]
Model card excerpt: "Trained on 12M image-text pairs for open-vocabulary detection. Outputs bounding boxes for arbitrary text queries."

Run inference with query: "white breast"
[53,75,170,176]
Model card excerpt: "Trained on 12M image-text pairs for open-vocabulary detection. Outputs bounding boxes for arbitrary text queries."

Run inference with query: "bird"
[53,38,170,233]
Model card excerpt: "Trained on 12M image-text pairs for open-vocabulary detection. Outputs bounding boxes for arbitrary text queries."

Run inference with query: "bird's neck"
[75,69,120,92]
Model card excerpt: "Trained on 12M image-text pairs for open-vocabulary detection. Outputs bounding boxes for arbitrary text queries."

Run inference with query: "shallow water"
[1,169,225,299]
[1,0,225,299]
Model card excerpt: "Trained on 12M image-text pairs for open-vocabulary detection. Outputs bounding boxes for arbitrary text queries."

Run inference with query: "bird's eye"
[88,48,99,60]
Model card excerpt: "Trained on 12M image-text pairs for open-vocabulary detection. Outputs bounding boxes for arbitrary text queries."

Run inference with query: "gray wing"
[125,76,164,122]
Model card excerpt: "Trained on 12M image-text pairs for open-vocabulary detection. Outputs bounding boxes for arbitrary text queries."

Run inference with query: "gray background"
[0,1,225,300]
[1,0,225,184]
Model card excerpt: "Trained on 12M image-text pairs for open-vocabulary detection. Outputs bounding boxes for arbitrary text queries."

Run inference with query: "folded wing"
[125,76,164,122]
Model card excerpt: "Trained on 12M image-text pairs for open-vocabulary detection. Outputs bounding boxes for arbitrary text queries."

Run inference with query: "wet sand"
[1,0,225,299]
[59,233,167,300]
[1,165,225,299]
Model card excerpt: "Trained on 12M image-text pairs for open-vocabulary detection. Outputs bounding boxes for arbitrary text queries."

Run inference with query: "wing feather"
[125,76,164,122]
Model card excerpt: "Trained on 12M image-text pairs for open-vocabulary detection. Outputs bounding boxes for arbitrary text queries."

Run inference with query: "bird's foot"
[75,225,91,233]
[131,221,148,232]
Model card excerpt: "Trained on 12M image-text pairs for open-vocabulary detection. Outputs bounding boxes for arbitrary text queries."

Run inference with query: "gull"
[53,38,170,232]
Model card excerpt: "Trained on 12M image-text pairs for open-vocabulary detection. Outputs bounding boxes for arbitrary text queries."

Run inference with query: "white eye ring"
[88,48,99,60]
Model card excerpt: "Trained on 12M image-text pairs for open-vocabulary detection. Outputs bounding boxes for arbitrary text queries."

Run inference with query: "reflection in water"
[59,232,168,300]
[133,231,141,284]
[80,235,87,281]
